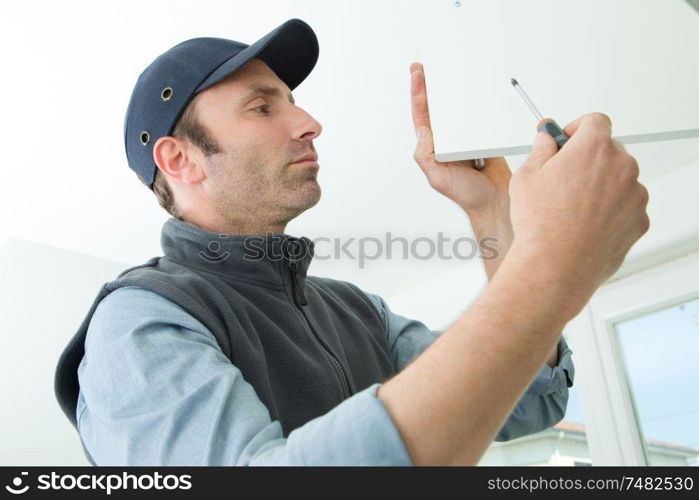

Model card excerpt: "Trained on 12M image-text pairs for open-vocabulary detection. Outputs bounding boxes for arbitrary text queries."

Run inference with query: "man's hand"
[411,62,515,279]
[410,62,512,214]
[378,112,649,466]
[509,112,650,318]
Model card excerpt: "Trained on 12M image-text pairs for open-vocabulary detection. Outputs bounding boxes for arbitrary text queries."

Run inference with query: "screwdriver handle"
[537,118,569,150]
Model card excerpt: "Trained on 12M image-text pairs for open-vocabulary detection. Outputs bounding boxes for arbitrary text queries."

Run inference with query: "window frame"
[566,250,699,465]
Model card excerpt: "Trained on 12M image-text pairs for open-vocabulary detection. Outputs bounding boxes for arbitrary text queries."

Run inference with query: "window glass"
[615,297,699,466]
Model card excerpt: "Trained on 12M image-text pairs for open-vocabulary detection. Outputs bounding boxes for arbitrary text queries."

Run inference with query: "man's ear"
[153,136,206,186]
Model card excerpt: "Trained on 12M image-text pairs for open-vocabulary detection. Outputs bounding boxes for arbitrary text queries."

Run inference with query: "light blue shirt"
[76,285,574,465]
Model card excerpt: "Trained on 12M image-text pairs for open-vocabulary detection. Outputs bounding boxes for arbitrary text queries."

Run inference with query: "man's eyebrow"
[238,83,295,105]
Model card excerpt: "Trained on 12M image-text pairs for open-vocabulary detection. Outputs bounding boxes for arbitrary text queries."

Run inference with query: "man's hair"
[150,96,223,219]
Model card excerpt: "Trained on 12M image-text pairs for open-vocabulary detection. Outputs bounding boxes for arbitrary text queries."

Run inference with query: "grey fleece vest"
[54,218,396,461]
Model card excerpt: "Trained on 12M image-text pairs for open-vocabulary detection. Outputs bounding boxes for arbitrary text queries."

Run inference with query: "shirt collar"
[160,217,315,288]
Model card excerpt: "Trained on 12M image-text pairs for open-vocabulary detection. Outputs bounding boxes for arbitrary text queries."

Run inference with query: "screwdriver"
[511,78,569,150]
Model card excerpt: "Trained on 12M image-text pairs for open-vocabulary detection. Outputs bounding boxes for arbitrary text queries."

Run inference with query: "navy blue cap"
[124,18,319,190]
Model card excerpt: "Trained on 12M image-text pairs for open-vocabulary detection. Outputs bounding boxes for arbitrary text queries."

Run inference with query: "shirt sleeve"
[77,286,413,466]
[363,291,575,442]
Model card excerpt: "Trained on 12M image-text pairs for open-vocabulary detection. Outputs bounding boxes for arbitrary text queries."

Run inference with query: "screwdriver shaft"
[510,78,569,151]
[511,78,544,122]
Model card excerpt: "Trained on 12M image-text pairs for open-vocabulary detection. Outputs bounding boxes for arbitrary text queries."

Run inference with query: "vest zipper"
[286,242,352,398]
[289,260,308,306]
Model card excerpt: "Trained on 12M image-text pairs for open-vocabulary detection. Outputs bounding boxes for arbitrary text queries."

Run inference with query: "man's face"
[183,58,323,228]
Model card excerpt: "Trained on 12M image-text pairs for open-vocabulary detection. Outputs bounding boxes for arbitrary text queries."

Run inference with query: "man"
[55,18,648,466]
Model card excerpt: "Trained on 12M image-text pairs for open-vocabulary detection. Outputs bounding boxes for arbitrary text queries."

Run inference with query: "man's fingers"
[613,138,628,153]
[411,69,430,129]
[414,126,435,160]
[521,132,558,170]
[563,112,613,139]
[520,113,618,172]
[410,64,431,134]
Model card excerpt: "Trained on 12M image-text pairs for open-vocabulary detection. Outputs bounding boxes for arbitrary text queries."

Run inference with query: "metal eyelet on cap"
[161,86,174,101]
[140,131,150,145]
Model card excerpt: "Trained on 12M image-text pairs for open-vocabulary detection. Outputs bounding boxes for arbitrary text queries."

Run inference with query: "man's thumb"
[523,132,558,169]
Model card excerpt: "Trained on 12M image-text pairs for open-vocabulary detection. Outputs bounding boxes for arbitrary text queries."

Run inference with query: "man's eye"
[253,104,270,114]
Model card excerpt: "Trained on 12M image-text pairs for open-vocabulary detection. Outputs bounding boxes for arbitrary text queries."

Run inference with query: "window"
[615,298,699,466]
[567,251,699,465]
[481,251,699,465]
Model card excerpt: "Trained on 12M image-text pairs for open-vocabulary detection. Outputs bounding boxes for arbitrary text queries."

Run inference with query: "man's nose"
[296,107,322,141]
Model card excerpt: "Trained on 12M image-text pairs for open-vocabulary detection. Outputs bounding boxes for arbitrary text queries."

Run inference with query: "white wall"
[0,238,126,465]
[3,0,694,300]
[0,0,462,299]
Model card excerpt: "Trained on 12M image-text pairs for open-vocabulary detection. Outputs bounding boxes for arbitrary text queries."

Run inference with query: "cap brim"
[195,18,319,94]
